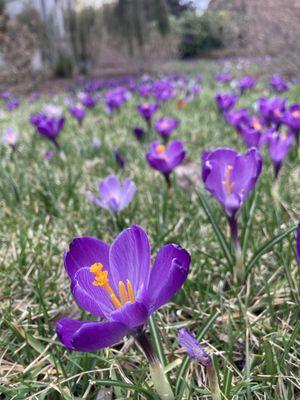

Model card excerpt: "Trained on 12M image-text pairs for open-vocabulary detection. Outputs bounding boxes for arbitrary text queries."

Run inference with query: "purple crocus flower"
[225,108,249,131]
[202,147,262,282]
[239,116,269,149]
[215,93,238,113]
[270,74,289,93]
[115,149,126,169]
[154,117,179,141]
[92,138,101,149]
[178,329,211,366]
[56,225,191,352]
[137,103,159,126]
[146,140,186,188]
[87,175,136,213]
[215,72,232,84]
[259,97,286,127]
[1,90,10,99]
[2,128,18,147]
[79,93,97,109]
[6,98,20,111]
[267,130,294,179]
[133,127,145,141]
[283,104,300,147]
[30,113,65,149]
[296,223,300,264]
[238,76,256,94]
[69,104,86,125]
[152,80,175,102]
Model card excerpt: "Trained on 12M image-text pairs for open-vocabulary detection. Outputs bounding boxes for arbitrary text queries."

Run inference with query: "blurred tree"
[166,0,194,16]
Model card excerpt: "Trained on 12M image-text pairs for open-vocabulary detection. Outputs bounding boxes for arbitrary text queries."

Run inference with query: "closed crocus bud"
[238,76,256,94]
[270,74,289,93]
[178,329,221,400]
[114,149,126,169]
[267,130,294,179]
[30,112,65,149]
[137,103,159,126]
[215,92,238,113]
[133,127,145,141]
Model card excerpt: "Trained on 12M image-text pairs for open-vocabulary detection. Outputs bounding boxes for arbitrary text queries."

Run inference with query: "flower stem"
[206,363,222,400]
[228,217,244,283]
[163,173,172,190]
[136,332,174,400]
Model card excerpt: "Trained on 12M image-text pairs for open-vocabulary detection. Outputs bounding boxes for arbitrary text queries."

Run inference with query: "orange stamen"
[222,164,235,195]
[156,145,165,153]
[90,263,135,309]
[252,117,262,130]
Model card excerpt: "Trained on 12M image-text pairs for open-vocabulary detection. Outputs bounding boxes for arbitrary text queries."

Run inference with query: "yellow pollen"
[252,117,262,130]
[156,145,165,153]
[292,110,300,118]
[90,263,135,309]
[222,164,235,195]
[274,108,281,117]
[161,120,169,129]
[281,131,287,139]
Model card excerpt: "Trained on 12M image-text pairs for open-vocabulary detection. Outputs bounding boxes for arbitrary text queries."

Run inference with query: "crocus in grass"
[201,147,262,282]
[43,149,54,159]
[137,103,159,127]
[154,117,179,142]
[87,175,136,213]
[92,137,101,149]
[30,113,64,149]
[69,104,86,125]
[283,104,300,147]
[57,225,191,399]
[270,74,289,93]
[225,108,250,132]
[6,98,20,111]
[239,116,269,149]
[178,329,221,400]
[2,128,18,148]
[215,72,232,84]
[267,130,294,179]
[146,140,186,188]
[296,223,300,264]
[259,97,286,128]
[238,76,256,94]
[115,149,125,169]
[215,92,238,113]
[133,127,145,142]
[79,92,97,108]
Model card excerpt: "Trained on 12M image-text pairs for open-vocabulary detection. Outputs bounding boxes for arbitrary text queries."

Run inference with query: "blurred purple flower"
[43,149,54,159]
[267,130,294,178]
[225,108,250,131]
[238,76,256,94]
[215,93,238,113]
[137,102,159,122]
[178,329,211,366]
[114,149,126,168]
[133,127,145,141]
[296,223,300,264]
[69,104,86,125]
[87,175,136,213]
[270,74,289,93]
[215,72,232,84]
[283,104,300,146]
[30,113,64,148]
[56,225,190,351]
[92,138,101,149]
[2,90,10,99]
[154,117,179,141]
[6,98,20,111]
[259,97,286,127]
[239,116,269,149]
[2,128,18,147]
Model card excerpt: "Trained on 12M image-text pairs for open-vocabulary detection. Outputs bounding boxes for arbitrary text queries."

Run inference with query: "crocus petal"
[110,301,148,329]
[56,318,128,352]
[147,244,190,313]
[64,237,110,279]
[109,225,151,300]
[120,179,136,209]
[71,267,115,318]
[99,176,121,201]
[87,192,109,209]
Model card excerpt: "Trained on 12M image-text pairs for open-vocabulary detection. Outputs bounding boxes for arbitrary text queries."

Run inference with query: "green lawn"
[0,62,299,399]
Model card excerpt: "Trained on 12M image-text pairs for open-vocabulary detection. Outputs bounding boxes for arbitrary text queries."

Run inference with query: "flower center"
[156,145,165,153]
[222,164,235,195]
[90,262,135,309]
[274,108,281,117]
[161,120,169,129]
[252,117,262,130]
[292,110,300,118]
